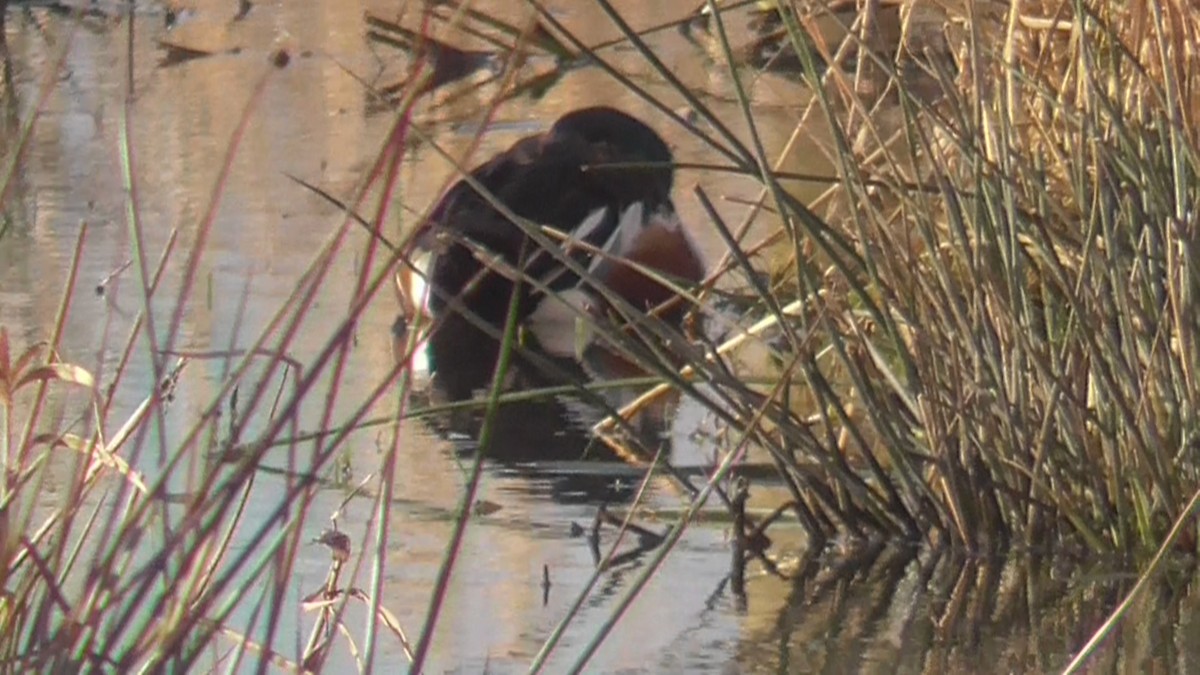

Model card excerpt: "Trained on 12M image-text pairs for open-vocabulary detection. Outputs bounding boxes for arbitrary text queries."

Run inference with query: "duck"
[396,106,704,398]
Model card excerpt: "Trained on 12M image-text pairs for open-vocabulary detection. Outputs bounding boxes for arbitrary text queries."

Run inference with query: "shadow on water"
[405,310,675,506]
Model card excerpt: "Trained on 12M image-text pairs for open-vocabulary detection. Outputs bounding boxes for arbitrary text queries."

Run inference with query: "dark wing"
[426,119,673,321]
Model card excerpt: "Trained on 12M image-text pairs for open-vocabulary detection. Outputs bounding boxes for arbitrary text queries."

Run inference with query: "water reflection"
[404,309,673,504]
[735,543,1200,673]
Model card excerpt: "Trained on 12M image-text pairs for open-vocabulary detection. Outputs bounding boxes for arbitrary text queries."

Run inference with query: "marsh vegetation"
[0,0,1197,671]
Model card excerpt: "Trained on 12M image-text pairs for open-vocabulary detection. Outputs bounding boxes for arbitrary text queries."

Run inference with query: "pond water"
[1,1,1194,673]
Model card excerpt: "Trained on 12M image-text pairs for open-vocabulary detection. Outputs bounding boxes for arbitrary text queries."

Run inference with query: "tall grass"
[745,0,1200,555]
[2,0,1198,671]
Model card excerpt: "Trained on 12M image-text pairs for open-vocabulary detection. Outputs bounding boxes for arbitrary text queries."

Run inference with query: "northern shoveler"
[396,106,704,397]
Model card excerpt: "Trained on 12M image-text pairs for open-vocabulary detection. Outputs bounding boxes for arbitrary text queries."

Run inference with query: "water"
[1,1,1193,673]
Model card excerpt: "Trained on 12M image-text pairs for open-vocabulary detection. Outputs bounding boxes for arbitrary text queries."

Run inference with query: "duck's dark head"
[547,106,674,199]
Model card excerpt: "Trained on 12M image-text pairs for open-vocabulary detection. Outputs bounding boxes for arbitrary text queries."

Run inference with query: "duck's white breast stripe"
[527,206,611,287]
[600,202,648,265]
[572,206,611,243]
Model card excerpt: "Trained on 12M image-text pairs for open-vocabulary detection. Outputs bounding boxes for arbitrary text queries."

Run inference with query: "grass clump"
[770,0,1200,555]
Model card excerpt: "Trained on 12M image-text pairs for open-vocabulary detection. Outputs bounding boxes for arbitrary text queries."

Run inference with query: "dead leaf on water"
[473,499,502,516]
